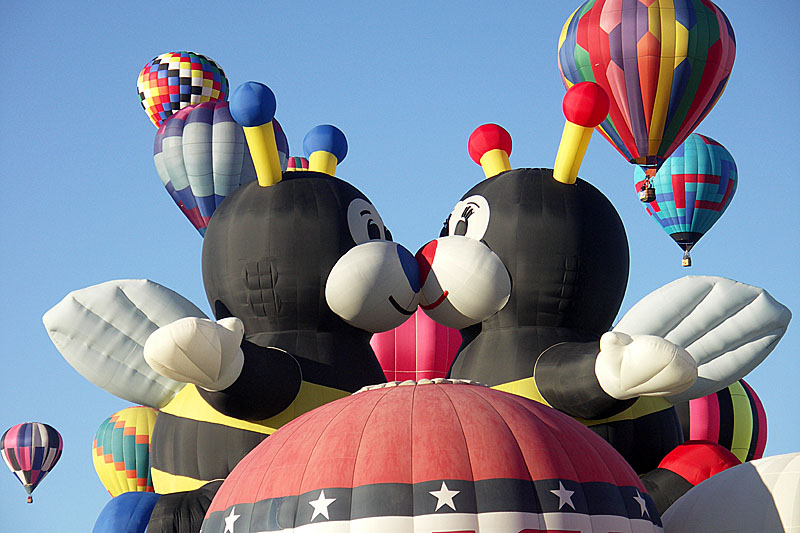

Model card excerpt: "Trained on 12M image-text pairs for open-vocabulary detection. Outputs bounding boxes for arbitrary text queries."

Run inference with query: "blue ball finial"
[302,125,348,163]
[229,82,276,127]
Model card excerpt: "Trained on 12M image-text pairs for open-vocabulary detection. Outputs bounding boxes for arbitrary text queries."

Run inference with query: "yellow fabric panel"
[576,396,673,426]
[151,468,219,494]
[728,381,755,463]
[161,381,351,433]
[491,377,550,406]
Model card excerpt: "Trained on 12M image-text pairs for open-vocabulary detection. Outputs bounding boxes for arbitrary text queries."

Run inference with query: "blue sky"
[1,1,798,530]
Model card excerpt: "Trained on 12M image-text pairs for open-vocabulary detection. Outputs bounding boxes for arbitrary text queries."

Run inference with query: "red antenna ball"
[468,124,512,165]
[562,82,610,128]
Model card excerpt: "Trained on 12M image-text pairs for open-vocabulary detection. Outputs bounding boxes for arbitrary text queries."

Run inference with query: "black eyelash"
[461,205,474,220]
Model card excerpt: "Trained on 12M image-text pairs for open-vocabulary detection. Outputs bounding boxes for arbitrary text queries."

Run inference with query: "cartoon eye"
[347,198,387,244]
[446,194,490,240]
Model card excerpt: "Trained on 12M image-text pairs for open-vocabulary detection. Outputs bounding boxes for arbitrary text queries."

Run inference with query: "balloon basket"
[639,186,656,202]
[682,252,692,267]
[27,496,32,504]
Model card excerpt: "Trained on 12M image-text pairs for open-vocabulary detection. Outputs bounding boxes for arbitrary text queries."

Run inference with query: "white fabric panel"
[662,452,800,532]
[43,279,207,408]
[613,276,791,402]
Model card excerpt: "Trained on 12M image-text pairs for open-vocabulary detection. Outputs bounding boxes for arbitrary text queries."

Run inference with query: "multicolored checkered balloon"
[92,406,157,496]
[137,51,229,128]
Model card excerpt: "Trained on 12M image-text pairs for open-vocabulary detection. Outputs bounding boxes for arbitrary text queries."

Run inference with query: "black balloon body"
[418,168,685,484]
[148,171,419,533]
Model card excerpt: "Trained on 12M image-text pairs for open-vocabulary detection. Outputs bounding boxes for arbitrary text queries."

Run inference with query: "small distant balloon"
[286,156,309,171]
[1,422,63,503]
[137,51,229,128]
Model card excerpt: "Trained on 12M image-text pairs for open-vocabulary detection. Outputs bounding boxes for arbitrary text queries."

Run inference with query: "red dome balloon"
[203,381,662,532]
[468,124,512,165]
[370,309,461,381]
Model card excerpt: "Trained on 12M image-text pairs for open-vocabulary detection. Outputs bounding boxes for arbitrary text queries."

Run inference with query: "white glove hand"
[595,331,697,400]
[143,316,245,391]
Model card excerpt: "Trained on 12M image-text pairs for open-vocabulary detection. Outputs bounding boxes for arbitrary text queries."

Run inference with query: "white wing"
[613,276,791,402]
[43,279,208,407]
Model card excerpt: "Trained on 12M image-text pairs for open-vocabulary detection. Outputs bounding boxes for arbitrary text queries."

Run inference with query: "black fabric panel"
[201,175,387,392]
[674,398,691,442]
[716,386,735,450]
[744,384,760,461]
[589,407,684,474]
[447,169,629,392]
[640,468,693,515]
[150,412,268,482]
[147,481,222,533]
[534,341,635,420]
[197,340,302,421]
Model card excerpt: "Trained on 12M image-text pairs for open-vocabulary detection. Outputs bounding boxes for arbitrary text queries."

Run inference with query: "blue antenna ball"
[229,82,276,127]
[303,125,348,162]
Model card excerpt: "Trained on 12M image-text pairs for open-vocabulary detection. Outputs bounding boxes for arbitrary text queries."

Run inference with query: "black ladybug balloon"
[141,83,420,532]
[202,380,663,532]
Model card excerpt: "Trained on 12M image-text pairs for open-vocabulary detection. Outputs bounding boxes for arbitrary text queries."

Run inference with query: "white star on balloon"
[224,506,240,533]
[633,489,649,517]
[430,481,460,511]
[309,490,337,521]
[550,481,576,510]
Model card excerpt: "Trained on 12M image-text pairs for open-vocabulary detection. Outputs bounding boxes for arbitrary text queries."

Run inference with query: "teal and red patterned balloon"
[634,133,736,258]
[558,0,736,169]
[92,406,158,497]
[137,51,229,128]
[1,422,63,503]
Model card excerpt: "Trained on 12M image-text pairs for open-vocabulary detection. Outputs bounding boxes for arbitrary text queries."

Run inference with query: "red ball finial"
[562,82,610,128]
[468,124,512,165]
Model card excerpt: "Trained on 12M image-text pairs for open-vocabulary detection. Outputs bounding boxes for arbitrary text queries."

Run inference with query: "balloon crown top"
[356,378,488,394]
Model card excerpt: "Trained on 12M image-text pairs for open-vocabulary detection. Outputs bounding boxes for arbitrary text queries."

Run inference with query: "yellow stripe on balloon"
[558,7,579,50]
[553,121,593,184]
[151,468,215,494]
[729,381,755,463]
[649,0,678,156]
[479,149,511,179]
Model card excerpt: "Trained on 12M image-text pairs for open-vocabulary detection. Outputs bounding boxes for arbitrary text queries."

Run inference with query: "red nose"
[415,240,437,286]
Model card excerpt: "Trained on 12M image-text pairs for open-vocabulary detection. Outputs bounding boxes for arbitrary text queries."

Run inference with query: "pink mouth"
[420,290,449,310]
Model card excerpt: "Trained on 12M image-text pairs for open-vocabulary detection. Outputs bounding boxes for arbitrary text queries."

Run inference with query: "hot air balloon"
[92,406,158,496]
[676,379,767,463]
[370,308,461,381]
[93,492,161,533]
[633,133,737,265]
[1,422,63,503]
[153,101,289,235]
[202,380,663,532]
[286,156,309,171]
[137,51,229,128]
[557,0,736,187]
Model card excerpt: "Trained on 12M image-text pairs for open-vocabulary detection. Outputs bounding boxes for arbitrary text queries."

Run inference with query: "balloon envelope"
[558,0,736,167]
[153,102,289,235]
[93,492,160,533]
[634,133,737,251]
[1,422,63,502]
[92,406,158,496]
[203,381,662,532]
[137,51,229,128]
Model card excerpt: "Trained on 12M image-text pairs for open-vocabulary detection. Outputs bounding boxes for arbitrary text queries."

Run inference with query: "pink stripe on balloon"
[688,390,721,442]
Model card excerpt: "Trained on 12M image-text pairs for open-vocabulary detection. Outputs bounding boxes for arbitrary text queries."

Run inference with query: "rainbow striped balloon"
[92,406,157,496]
[558,0,735,168]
